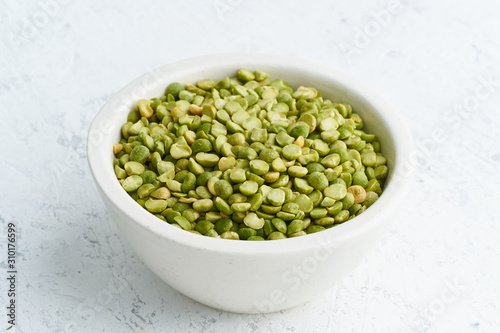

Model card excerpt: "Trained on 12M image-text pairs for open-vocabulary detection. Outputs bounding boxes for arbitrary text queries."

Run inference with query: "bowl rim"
[87,53,414,255]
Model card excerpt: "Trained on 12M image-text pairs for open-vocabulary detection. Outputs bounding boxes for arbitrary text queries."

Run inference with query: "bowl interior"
[87,53,412,254]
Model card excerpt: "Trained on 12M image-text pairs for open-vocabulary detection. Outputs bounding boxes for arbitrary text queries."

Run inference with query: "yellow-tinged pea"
[347,185,366,204]
[294,136,305,148]
[189,104,203,115]
[137,99,154,118]
[219,156,236,171]
[113,143,123,154]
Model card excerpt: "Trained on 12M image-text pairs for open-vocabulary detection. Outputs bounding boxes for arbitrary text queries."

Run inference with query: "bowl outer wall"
[87,53,414,313]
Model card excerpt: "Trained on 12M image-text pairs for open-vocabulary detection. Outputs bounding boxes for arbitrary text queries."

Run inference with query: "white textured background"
[1,0,499,332]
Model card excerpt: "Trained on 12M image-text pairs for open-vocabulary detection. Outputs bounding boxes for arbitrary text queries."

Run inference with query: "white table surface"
[1,0,499,332]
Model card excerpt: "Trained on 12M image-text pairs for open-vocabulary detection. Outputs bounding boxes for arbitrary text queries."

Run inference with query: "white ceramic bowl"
[87,54,413,314]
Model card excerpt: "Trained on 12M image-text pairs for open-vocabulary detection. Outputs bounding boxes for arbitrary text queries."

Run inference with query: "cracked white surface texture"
[1,0,499,332]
